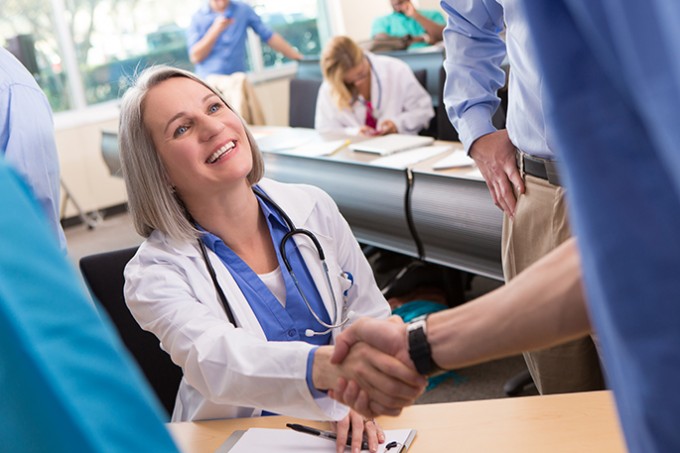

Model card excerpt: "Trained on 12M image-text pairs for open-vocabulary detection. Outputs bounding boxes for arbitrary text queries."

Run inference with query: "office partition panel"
[264,152,418,258]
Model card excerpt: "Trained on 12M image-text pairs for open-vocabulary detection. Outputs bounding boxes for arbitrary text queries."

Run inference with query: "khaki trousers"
[502,174,605,394]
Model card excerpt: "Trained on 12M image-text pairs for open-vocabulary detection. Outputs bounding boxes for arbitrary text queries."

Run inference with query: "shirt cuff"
[306,347,327,399]
[457,105,498,154]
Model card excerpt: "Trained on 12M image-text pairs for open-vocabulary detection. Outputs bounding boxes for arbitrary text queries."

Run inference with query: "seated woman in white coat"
[118,66,426,452]
[315,35,434,136]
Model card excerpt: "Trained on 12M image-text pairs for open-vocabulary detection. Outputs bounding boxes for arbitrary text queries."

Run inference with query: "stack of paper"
[371,145,452,169]
[256,129,319,152]
[431,149,475,170]
[287,139,350,157]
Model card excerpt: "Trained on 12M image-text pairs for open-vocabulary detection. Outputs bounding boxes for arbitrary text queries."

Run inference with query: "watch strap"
[407,316,438,376]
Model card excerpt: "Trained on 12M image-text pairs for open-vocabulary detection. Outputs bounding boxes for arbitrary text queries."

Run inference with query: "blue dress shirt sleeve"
[246,4,274,43]
[0,50,66,249]
[441,0,508,152]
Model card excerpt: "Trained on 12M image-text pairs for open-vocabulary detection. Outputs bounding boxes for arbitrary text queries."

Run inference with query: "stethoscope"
[197,187,352,337]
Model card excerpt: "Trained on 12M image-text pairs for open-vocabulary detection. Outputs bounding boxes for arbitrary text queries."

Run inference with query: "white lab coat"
[124,179,390,422]
[315,52,434,135]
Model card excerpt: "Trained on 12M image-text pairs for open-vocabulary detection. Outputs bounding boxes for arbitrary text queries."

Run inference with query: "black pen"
[286,423,369,451]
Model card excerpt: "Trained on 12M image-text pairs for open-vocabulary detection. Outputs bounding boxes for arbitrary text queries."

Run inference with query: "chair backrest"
[289,78,323,128]
[412,68,427,91]
[79,246,183,418]
[101,130,122,178]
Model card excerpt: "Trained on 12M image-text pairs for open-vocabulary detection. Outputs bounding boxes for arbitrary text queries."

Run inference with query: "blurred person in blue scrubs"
[371,0,445,49]
[0,47,66,250]
[187,0,302,79]
[0,159,178,452]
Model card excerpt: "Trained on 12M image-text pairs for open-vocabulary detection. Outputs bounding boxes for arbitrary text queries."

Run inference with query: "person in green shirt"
[371,0,446,49]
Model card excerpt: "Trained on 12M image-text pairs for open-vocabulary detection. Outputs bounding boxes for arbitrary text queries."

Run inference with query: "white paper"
[256,129,319,152]
[432,149,475,170]
[287,139,350,157]
[227,428,415,453]
[371,145,452,169]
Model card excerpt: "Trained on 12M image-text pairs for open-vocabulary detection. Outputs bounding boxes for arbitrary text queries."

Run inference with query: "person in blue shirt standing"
[520,1,680,451]
[439,0,604,395]
[0,47,66,250]
[187,0,303,79]
[371,0,446,49]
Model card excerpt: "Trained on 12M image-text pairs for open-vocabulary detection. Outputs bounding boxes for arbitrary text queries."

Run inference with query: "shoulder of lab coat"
[366,53,434,134]
[124,179,388,422]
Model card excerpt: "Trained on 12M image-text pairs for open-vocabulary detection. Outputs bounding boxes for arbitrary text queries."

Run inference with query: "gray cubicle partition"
[263,152,419,258]
[410,169,504,281]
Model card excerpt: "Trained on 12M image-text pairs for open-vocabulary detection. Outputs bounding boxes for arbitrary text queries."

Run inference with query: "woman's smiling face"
[142,76,252,200]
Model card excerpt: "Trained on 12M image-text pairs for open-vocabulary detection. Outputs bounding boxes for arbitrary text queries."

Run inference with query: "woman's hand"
[376,120,397,135]
[333,410,385,453]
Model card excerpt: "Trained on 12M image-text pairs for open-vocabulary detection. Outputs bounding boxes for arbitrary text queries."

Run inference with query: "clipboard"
[215,427,417,452]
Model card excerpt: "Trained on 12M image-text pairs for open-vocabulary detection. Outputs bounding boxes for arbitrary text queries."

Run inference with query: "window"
[2,0,327,114]
[253,1,322,68]
[1,0,73,111]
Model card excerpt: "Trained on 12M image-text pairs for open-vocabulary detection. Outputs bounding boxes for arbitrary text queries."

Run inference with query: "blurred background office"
[0,0,444,222]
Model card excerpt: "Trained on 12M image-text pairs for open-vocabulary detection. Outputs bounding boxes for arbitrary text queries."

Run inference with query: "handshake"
[315,315,441,419]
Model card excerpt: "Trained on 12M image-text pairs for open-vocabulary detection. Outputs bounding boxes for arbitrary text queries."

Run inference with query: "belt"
[516,150,562,186]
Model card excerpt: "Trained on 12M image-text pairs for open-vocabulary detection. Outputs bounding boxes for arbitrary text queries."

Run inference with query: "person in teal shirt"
[0,160,178,452]
[371,0,446,49]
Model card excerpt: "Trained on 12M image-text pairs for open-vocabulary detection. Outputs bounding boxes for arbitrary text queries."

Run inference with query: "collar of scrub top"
[196,186,348,338]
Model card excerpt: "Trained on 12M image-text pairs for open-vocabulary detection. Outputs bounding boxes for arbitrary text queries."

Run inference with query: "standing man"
[440,0,604,394]
[0,47,66,250]
[371,0,446,49]
[187,0,303,79]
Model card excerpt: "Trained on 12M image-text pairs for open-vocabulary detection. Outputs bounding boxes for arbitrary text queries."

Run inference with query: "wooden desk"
[168,391,626,453]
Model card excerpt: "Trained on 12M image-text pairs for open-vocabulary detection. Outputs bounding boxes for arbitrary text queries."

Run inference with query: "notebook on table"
[349,134,434,156]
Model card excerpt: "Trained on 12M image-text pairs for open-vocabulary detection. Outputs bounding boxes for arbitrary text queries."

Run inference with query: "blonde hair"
[320,36,365,110]
[118,65,265,241]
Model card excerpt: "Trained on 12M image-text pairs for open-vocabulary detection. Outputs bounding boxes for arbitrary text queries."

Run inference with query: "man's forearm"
[428,238,591,370]
[412,13,444,43]
[267,33,303,60]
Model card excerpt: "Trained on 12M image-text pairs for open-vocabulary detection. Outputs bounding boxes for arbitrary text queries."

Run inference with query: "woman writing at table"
[315,35,434,136]
[118,66,425,452]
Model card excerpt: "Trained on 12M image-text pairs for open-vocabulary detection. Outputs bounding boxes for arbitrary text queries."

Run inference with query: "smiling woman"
[116,66,426,452]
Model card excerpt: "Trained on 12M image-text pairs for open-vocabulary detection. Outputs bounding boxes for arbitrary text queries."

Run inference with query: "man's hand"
[210,16,233,35]
[398,1,416,17]
[469,130,524,217]
[329,317,426,418]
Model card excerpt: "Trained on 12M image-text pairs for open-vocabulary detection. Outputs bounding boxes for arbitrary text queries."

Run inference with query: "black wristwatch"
[407,316,441,376]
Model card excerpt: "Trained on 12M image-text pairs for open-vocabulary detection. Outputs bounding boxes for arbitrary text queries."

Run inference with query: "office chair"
[288,78,323,128]
[79,246,183,417]
[100,130,123,178]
